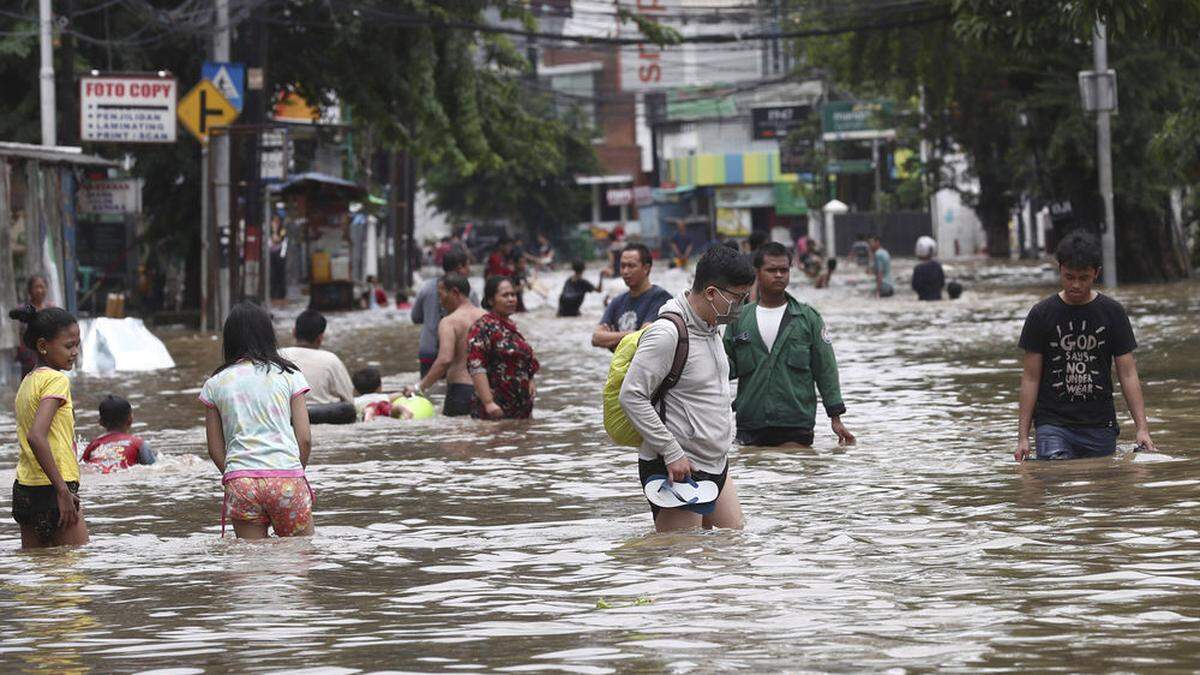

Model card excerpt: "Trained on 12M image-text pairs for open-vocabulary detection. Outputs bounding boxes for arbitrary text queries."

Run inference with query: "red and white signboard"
[77,179,144,214]
[80,74,177,143]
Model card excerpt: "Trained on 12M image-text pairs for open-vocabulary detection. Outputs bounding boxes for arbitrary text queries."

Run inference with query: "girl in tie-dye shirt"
[200,302,314,539]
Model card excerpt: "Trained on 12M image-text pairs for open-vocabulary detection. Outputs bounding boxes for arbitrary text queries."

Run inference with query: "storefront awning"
[665,151,801,187]
[273,172,366,197]
[575,174,633,186]
[0,141,117,167]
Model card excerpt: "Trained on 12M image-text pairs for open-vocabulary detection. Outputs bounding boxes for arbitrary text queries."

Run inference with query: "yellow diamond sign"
[177,80,238,144]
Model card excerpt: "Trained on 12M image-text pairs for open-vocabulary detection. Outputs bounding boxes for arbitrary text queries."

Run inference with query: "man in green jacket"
[723,242,856,447]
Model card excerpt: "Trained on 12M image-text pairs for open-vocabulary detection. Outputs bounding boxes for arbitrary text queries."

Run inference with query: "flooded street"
[0,261,1197,672]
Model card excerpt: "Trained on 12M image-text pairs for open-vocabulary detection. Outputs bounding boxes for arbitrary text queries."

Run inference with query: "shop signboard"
[821,100,896,141]
[826,159,875,175]
[80,74,177,143]
[715,186,774,209]
[77,179,144,214]
[752,104,810,140]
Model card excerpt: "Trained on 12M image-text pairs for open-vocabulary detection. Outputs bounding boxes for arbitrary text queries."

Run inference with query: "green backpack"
[602,312,689,447]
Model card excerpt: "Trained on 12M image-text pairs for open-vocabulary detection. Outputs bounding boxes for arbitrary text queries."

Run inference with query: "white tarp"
[78,317,174,375]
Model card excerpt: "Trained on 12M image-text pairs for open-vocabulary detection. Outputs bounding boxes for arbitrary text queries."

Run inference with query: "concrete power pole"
[213,0,232,321]
[39,0,56,147]
[1093,20,1118,287]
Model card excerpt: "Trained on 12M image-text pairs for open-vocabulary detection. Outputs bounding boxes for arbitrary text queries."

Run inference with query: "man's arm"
[1115,353,1155,452]
[331,357,356,403]
[810,317,852,444]
[418,319,458,392]
[1016,351,1043,461]
[410,285,428,324]
[618,323,691,480]
[592,324,629,350]
[138,440,157,465]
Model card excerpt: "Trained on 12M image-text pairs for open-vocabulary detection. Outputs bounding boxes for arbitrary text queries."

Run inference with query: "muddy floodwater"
[0,260,1197,672]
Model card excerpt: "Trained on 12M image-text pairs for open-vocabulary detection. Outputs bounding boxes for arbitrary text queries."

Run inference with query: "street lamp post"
[1079,20,1118,287]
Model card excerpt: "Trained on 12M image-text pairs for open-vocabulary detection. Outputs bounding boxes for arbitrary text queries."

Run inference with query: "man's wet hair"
[947,281,963,299]
[693,245,755,292]
[294,308,327,343]
[1055,230,1103,270]
[440,273,471,297]
[621,243,652,267]
[352,367,382,396]
[442,249,468,273]
[99,395,132,430]
[753,241,793,268]
[571,260,585,274]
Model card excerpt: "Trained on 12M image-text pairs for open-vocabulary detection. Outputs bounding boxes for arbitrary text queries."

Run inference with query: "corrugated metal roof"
[0,142,118,167]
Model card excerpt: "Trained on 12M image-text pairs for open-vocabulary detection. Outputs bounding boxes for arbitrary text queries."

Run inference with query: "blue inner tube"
[307,402,356,425]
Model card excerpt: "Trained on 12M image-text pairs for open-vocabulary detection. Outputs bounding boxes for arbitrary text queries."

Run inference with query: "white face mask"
[708,287,746,325]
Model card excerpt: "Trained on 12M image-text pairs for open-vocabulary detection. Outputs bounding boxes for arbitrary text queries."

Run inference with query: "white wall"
[931,189,985,258]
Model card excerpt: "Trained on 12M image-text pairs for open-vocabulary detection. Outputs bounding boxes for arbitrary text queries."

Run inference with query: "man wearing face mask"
[724,242,855,448]
[619,246,756,532]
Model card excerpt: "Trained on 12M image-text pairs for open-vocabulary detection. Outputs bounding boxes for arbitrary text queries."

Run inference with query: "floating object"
[392,394,435,420]
[307,402,356,425]
[78,317,174,375]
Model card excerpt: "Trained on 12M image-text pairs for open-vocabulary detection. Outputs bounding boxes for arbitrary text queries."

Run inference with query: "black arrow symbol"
[199,89,224,133]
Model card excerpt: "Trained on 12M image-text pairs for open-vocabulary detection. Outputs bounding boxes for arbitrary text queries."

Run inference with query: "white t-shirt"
[279,346,355,404]
[755,304,788,352]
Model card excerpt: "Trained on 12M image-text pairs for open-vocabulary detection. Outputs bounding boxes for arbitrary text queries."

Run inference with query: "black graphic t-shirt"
[1018,293,1136,427]
[599,285,673,332]
[557,277,596,317]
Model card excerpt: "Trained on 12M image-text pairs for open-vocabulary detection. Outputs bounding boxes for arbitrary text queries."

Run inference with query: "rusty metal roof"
[0,142,118,167]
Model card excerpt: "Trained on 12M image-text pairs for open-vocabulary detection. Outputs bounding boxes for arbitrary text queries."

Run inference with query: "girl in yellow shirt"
[8,304,86,548]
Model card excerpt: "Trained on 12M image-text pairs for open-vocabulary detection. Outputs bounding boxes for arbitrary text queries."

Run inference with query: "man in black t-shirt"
[592,244,674,351]
[1015,231,1156,461]
[557,260,608,317]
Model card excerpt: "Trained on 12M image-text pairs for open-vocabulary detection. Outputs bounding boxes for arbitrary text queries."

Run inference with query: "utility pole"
[1093,20,1117,287]
[213,0,233,321]
[39,0,56,147]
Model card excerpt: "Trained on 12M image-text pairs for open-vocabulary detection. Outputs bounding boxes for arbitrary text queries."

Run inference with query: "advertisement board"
[80,74,177,143]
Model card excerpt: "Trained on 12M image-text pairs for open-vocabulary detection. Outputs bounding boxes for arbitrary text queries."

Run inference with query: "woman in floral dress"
[467,276,540,420]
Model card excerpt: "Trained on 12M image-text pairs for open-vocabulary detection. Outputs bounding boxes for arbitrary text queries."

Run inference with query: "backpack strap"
[650,312,689,419]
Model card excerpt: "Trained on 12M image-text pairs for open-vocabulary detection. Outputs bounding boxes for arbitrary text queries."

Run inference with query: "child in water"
[8,304,87,548]
[352,367,414,422]
[82,395,157,473]
[200,302,315,539]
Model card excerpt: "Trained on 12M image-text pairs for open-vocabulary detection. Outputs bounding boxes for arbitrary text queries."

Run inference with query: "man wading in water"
[620,246,755,531]
[1015,230,1156,461]
[724,242,855,447]
[407,273,486,416]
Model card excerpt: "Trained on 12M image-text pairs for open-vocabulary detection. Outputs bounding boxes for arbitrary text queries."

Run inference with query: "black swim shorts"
[637,457,728,519]
[12,481,80,544]
[444,383,475,417]
[736,427,815,447]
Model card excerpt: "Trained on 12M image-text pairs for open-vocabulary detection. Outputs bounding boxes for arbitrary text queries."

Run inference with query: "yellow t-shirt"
[15,367,79,486]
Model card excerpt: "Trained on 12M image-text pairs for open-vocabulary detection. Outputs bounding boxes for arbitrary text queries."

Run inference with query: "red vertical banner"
[244,225,261,262]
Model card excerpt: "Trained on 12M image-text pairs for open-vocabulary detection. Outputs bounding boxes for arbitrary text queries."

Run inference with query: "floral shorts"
[224,476,313,536]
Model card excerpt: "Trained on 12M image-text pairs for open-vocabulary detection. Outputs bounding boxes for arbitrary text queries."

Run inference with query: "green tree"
[792,0,1198,280]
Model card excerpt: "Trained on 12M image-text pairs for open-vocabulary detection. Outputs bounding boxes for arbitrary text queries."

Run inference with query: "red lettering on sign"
[639,63,661,83]
[637,0,666,11]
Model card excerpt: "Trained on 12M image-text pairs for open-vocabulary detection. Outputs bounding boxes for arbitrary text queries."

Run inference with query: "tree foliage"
[791,0,1199,280]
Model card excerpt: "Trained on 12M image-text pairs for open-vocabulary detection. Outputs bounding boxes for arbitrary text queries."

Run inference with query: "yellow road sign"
[177,80,238,144]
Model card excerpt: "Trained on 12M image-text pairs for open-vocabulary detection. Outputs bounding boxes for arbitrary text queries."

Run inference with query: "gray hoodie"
[618,293,733,475]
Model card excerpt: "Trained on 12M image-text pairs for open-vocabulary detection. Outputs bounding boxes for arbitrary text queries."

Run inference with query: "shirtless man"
[409,273,486,416]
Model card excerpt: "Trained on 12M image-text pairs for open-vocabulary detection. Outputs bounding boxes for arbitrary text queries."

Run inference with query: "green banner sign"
[825,159,875,174]
[821,100,895,141]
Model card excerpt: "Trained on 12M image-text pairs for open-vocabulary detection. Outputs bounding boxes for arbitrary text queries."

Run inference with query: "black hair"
[753,241,792,268]
[867,234,881,242]
[25,274,47,296]
[827,258,838,273]
[442,249,468,273]
[621,243,652,267]
[748,231,769,250]
[722,240,739,252]
[482,275,513,310]
[8,305,77,351]
[216,302,298,375]
[693,245,755,292]
[947,281,963,299]
[571,260,585,274]
[1055,230,1102,270]
[352,367,382,396]
[440,272,471,297]
[99,394,132,430]
[294,308,327,343]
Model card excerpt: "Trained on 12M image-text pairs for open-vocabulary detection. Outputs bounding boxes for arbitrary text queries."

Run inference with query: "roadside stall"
[274,172,366,310]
